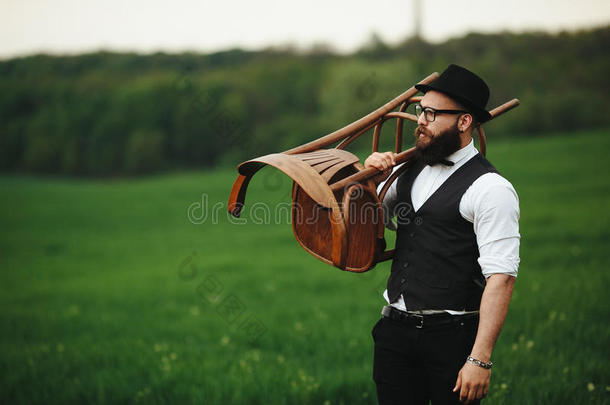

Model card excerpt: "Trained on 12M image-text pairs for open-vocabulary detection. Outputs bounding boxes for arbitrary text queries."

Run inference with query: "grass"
[0,128,609,404]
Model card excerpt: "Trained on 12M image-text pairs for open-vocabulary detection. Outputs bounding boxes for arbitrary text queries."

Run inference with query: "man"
[364,64,520,404]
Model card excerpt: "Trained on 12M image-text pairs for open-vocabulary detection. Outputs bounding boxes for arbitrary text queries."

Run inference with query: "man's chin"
[416,136,431,150]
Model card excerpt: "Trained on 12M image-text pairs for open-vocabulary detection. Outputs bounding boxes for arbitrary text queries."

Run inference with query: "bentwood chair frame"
[228,72,519,272]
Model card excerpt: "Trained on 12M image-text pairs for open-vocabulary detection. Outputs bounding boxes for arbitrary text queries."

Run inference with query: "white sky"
[1,0,609,59]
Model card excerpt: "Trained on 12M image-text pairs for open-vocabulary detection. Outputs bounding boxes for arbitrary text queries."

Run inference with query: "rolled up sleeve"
[461,173,521,278]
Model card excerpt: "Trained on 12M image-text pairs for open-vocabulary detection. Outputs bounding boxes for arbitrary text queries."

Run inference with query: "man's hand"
[453,362,490,403]
[364,151,396,184]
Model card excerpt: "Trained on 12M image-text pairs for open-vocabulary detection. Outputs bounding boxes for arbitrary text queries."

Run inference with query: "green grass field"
[1,129,609,404]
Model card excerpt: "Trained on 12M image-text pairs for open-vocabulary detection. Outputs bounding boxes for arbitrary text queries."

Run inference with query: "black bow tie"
[439,159,455,166]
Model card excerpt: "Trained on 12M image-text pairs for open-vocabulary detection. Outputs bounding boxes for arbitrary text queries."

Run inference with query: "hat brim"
[415,84,492,123]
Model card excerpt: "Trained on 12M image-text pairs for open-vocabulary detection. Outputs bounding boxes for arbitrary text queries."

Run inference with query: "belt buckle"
[412,313,424,329]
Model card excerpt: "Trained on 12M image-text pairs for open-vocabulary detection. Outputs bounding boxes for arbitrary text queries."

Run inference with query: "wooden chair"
[228,72,519,272]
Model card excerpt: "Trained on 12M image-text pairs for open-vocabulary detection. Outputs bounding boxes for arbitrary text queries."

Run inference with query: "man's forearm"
[470,274,516,362]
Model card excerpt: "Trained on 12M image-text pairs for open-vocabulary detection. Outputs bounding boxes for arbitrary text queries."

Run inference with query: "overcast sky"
[1,0,609,59]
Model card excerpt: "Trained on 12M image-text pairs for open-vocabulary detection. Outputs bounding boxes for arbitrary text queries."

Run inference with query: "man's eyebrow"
[421,104,461,110]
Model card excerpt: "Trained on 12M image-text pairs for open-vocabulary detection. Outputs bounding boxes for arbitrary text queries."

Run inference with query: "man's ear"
[458,114,474,132]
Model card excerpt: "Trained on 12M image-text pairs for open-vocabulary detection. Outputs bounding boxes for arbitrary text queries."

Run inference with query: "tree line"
[0,26,608,175]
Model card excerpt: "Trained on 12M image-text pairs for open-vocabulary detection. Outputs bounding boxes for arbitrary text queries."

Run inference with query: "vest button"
[414,216,423,226]
[400,278,406,283]
[409,232,415,237]
[403,262,409,268]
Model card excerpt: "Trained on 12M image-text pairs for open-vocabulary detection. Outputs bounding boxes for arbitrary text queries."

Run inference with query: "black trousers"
[372,313,480,405]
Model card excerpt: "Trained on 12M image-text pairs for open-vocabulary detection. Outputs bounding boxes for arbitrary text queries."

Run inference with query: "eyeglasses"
[415,104,469,122]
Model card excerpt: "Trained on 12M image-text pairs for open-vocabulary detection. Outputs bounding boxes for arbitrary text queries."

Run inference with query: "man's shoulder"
[470,171,517,196]
[468,153,498,174]
[460,170,520,222]
[465,153,513,190]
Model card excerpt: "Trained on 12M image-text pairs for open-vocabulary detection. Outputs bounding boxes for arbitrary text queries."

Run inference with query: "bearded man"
[364,64,520,405]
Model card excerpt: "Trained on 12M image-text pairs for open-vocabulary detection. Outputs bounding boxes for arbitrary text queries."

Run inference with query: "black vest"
[387,153,498,311]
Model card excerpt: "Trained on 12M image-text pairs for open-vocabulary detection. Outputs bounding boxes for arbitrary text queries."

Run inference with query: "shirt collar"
[445,138,476,165]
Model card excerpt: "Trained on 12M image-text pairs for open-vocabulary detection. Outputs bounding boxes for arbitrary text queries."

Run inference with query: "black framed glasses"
[415,104,469,122]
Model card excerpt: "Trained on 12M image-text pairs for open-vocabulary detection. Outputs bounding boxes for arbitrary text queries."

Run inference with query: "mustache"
[413,126,431,138]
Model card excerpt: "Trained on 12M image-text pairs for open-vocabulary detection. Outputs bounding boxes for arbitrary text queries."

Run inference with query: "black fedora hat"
[415,64,492,123]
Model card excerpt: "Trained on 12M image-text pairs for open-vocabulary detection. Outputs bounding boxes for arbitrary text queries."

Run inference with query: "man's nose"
[417,112,428,126]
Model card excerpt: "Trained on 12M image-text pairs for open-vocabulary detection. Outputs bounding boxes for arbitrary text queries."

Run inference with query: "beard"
[413,122,462,166]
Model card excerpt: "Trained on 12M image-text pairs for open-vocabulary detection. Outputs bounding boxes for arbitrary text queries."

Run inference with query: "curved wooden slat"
[237,153,338,208]
[228,174,252,217]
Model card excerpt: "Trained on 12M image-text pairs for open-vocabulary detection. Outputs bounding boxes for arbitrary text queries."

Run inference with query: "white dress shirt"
[379,139,520,312]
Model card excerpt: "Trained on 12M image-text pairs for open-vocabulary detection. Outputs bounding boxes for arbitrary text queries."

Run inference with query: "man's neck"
[459,133,473,149]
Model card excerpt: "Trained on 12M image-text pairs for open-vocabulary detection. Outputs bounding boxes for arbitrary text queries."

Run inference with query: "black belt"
[381,305,478,329]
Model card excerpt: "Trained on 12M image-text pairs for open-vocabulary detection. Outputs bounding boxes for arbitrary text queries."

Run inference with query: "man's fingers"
[459,383,469,402]
[381,151,397,165]
[377,153,392,170]
[467,386,477,402]
[462,381,488,403]
[364,151,396,171]
[479,384,488,399]
[453,372,462,392]
[382,152,397,166]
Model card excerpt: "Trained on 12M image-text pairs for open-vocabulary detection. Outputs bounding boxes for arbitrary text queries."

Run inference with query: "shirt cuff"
[478,255,519,278]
